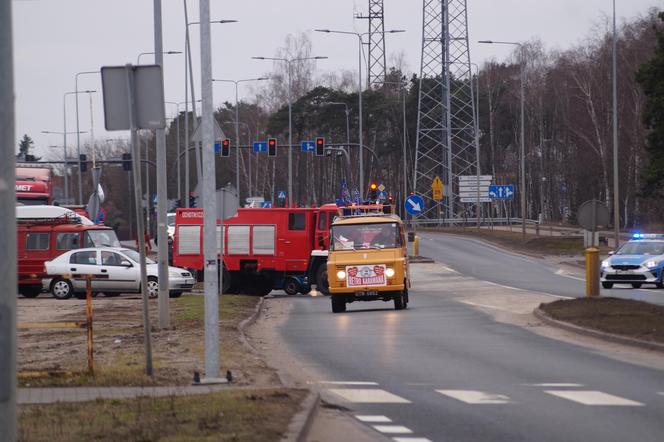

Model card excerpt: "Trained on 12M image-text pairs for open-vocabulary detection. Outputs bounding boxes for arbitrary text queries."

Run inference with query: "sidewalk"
[18,385,228,405]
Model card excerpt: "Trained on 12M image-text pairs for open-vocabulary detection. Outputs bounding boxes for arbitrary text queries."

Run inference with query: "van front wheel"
[331,296,346,313]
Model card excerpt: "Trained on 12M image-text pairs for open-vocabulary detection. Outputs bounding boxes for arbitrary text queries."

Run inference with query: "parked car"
[43,247,195,300]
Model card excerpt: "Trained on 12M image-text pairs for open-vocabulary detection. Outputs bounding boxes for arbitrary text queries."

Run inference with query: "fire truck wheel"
[20,287,42,298]
[394,292,406,310]
[283,278,300,296]
[331,295,346,313]
[316,265,329,295]
[147,277,159,298]
[50,279,73,300]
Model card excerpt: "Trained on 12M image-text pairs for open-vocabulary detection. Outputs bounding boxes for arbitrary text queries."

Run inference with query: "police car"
[600,233,664,289]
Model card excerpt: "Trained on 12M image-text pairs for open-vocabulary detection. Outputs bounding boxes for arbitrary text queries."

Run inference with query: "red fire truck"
[172,205,339,295]
[17,207,120,298]
[16,163,54,205]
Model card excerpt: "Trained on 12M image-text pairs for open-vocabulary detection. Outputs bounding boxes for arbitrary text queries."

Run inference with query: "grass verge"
[540,297,664,343]
[18,388,306,442]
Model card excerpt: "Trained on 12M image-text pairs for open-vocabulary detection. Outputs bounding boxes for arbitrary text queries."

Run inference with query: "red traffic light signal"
[315,137,325,156]
[221,139,230,157]
[268,138,277,157]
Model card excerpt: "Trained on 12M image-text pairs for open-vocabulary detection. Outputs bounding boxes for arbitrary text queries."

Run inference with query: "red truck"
[17,206,120,298]
[16,163,54,205]
[172,205,339,295]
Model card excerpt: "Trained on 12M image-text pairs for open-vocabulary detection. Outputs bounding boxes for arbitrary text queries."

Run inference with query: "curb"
[534,307,664,353]
[282,390,320,442]
[409,255,435,264]
[237,296,265,353]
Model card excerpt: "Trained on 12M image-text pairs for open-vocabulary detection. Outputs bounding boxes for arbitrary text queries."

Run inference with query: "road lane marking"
[314,381,379,386]
[545,390,644,406]
[436,390,512,404]
[483,280,574,299]
[373,425,413,434]
[555,269,585,281]
[529,383,584,387]
[327,389,411,403]
[356,415,392,423]
[393,439,433,442]
[458,300,510,312]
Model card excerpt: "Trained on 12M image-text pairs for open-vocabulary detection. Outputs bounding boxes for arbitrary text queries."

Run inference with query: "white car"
[43,247,196,300]
[167,212,176,240]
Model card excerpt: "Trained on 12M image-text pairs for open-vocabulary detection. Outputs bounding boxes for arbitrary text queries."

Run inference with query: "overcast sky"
[12,0,663,156]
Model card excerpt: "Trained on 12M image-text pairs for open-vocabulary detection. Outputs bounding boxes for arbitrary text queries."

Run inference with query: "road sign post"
[577,200,610,298]
[432,176,444,202]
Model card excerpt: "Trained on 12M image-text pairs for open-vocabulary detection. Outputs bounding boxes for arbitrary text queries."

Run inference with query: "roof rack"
[17,213,82,225]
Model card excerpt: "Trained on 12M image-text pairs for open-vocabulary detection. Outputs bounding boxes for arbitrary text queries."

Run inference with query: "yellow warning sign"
[432,176,444,201]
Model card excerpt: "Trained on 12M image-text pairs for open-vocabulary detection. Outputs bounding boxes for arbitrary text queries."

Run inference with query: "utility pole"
[0,0,17,438]
[200,0,221,381]
[612,0,620,247]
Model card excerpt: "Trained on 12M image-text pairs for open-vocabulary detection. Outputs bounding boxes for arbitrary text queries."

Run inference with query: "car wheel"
[316,264,329,296]
[20,286,42,298]
[631,283,642,289]
[331,295,346,313]
[394,292,406,310]
[169,291,183,298]
[601,281,613,289]
[50,278,73,300]
[283,278,300,296]
[147,277,159,299]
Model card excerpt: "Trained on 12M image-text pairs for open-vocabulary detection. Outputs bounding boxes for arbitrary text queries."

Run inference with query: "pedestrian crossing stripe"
[393,439,433,442]
[327,389,411,403]
[356,415,392,423]
[437,389,512,404]
[373,425,413,434]
[545,390,644,406]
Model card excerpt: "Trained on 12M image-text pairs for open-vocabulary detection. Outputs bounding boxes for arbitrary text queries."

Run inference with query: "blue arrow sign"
[277,191,287,200]
[405,194,425,216]
[261,201,272,208]
[214,142,221,154]
[378,191,388,200]
[301,140,315,152]
[488,185,515,199]
[253,141,267,153]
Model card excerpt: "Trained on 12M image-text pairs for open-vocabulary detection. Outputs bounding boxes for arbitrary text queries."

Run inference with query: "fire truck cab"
[16,163,54,205]
[173,205,339,295]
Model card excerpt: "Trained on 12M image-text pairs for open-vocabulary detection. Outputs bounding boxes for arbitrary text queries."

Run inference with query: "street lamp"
[612,0,620,247]
[252,56,328,205]
[43,130,88,202]
[165,101,182,202]
[74,71,100,204]
[479,39,526,241]
[213,77,269,201]
[315,28,405,194]
[136,50,182,65]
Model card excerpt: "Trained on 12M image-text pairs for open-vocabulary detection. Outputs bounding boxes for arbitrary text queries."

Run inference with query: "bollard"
[413,235,420,257]
[85,275,94,374]
[585,247,600,297]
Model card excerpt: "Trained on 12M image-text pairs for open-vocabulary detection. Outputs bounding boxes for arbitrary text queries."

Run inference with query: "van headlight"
[385,268,395,278]
[336,270,346,280]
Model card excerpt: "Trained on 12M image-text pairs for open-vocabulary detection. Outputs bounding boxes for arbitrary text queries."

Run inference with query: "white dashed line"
[393,438,433,442]
[545,390,644,406]
[436,390,512,404]
[314,381,379,386]
[356,415,392,423]
[327,389,411,403]
[373,425,413,434]
[555,269,585,281]
[458,300,510,312]
[529,383,584,387]
[483,280,574,299]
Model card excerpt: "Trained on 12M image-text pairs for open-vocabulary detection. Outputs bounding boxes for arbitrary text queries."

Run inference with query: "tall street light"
[165,101,181,202]
[252,56,327,205]
[612,0,620,247]
[315,29,405,195]
[213,77,269,201]
[41,130,87,202]
[222,119,253,196]
[74,71,99,204]
[61,90,95,204]
[479,40,526,241]
[137,50,182,65]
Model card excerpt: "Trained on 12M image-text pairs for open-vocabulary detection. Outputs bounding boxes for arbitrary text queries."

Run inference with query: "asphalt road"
[279,234,664,441]
[419,231,664,306]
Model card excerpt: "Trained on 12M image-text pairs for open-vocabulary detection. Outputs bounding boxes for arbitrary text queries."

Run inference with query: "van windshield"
[331,223,399,250]
[84,229,120,248]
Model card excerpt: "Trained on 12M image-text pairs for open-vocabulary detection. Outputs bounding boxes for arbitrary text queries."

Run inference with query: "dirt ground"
[540,297,664,343]
[17,293,280,387]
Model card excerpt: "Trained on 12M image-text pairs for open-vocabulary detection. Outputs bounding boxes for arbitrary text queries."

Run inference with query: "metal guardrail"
[408,217,539,226]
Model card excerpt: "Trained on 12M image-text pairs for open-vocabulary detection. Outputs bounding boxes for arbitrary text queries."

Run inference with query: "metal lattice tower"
[413,0,478,219]
[358,0,387,89]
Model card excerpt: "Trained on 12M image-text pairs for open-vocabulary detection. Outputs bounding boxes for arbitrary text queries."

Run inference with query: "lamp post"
[165,101,181,202]
[74,71,99,204]
[42,130,88,202]
[251,56,327,205]
[213,77,269,201]
[612,0,620,247]
[479,40,526,240]
[136,50,182,65]
[315,28,404,195]
[221,119,253,196]
[60,90,95,204]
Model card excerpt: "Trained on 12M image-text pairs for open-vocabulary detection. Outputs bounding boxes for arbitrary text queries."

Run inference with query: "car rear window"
[70,251,97,265]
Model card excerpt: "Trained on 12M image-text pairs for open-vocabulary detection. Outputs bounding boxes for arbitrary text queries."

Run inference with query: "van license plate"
[356,291,378,297]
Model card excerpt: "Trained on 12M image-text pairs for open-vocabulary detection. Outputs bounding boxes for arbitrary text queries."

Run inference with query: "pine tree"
[16,134,40,161]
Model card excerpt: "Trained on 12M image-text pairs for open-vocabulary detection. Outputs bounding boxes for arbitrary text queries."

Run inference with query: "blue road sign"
[214,142,221,154]
[301,141,315,152]
[277,191,287,200]
[488,185,515,199]
[253,141,267,153]
[405,194,425,216]
[261,201,272,208]
[378,191,388,200]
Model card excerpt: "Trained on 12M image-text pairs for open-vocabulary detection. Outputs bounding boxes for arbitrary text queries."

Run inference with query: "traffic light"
[315,137,325,156]
[221,139,230,157]
[189,194,197,208]
[122,153,132,171]
[268,138,277,157]
[368,182,378,201]
[79,154,87,173]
